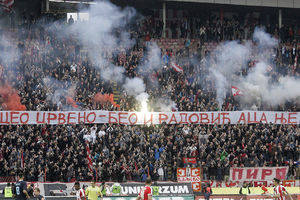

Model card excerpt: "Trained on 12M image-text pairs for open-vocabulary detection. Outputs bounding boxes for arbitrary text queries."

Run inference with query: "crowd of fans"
[0,123,299,182]
[0,8,299,182]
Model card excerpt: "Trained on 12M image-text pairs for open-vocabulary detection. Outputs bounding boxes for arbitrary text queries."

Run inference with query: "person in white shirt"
[70,62,77,73]
[158,166,164,181]
[90,126,97,143]
[271,178,292,200]
[83,132,92,143]
[98,126,106,138]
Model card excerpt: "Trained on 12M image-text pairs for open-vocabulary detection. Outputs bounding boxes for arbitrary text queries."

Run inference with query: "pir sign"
[229,167,289,181]
[0,111,299,125]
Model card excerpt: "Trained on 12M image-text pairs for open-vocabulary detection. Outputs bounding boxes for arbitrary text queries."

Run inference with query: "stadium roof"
[163,0,300,8]
[49,0,96,4]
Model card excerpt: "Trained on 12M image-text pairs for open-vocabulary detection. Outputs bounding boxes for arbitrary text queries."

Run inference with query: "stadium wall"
[0,182,299,197]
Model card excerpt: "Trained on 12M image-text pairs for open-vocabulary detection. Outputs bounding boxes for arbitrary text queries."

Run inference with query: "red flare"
[0,84,26,111]
[93,93,120,108]
[66,97,78,108]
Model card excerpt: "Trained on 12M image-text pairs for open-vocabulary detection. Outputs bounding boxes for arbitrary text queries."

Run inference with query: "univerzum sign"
[120,185,191,195]
[103,196,195,200]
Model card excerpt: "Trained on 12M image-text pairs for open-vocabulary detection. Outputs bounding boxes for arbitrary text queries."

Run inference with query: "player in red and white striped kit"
[271,178,292,200]
[137,178,152,200]
[73,182,86,200]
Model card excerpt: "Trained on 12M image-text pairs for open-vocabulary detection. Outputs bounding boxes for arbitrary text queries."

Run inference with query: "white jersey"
[274,185,287,200]
[76,188,85,200]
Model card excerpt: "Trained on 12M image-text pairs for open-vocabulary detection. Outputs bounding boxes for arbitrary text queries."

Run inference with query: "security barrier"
[195,194,300,200]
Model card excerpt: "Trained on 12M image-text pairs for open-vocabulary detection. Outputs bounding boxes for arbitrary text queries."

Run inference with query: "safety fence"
[0,195,194,200]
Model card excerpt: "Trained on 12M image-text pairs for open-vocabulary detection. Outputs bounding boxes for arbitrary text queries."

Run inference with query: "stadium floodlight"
[49,0,97,5]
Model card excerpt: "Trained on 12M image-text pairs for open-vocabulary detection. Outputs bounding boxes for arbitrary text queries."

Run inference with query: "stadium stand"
[0,0,299,183]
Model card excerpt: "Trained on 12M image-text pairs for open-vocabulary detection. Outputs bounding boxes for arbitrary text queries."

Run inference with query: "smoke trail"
[67,1,152,107]
[153,97,178,112]
[70,1,136,70]
[138,42,162,75]
[253,27,278,48]
[209,41,250,109]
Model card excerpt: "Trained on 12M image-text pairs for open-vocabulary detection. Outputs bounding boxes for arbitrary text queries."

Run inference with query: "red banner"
[201,180,300,188]
[229,167,289,181]
[183,157,197,164]
[0,111,299,125]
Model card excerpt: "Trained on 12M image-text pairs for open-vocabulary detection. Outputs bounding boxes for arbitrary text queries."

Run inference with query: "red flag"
[171,62,183,72]
[231,86,243,96]
[21,151,24,168]
[266,65,272,72]
[86,142,93,172]
[0,64,3,78]
[183,157,197,164]
[0,0,14,10]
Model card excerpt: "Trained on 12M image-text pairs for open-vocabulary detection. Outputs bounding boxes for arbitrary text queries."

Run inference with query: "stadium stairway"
[167,161,172,180]
[112,82,120,103]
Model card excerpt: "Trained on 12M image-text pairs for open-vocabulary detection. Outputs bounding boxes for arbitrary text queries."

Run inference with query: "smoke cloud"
[43,77,79,110]
[210,27,300,109]
[209,41,250,109]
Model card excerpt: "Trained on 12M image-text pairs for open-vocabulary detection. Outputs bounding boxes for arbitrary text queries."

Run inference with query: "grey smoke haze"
[123,77,145,96]
[100,65,125,83]
[211,69,227,109]
[65,1,177,110]
[154,97,178,112]
[43,77,80,110]
[253,27,278,48]
[210,40,250,109]
[67,1,151,105]
[139,42,162,75]
[211,27,300,109]
[0,35,20,66]
[69,0,136,83]
[123,77,149,105]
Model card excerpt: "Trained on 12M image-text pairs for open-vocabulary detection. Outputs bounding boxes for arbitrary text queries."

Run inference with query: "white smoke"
[66,1,152,107]
[253,27,278,48]
[123,77,149,108]
[123,77,145,96]
[46,1,176,111]
[139,42,162,75]
[43,77,79,110]
[211,69,227,109]
[211,27,300,109]
[210,41,250,109]
[69,0,136,83]
[100,65,125,83]
[0,34,20,69]
[154,97,178,112]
